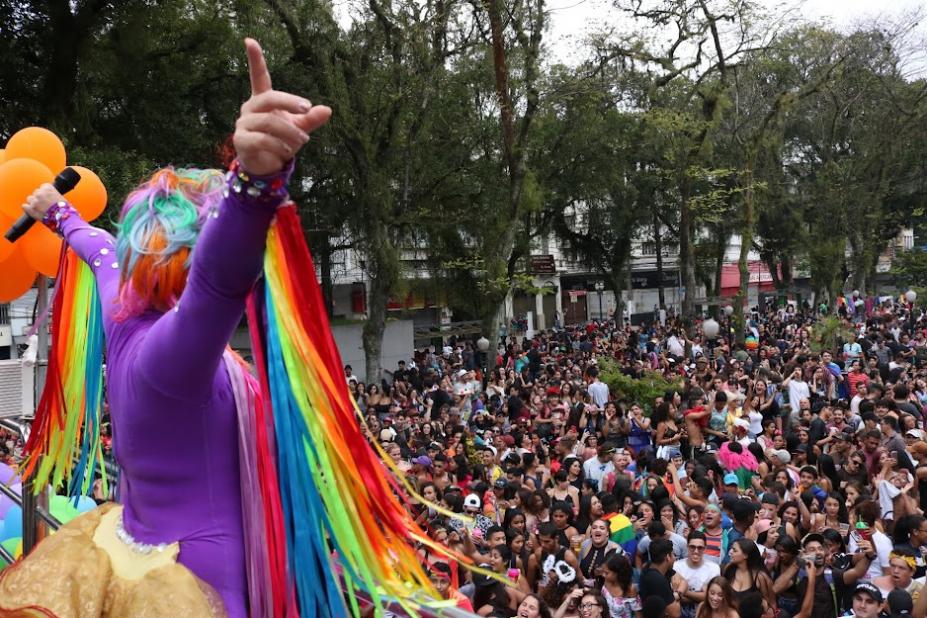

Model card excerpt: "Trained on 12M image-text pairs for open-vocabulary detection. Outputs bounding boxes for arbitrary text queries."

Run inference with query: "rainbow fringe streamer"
[23,248,107,499]
[248,205,459,617]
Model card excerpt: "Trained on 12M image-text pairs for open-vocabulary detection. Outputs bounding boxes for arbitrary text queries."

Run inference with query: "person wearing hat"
[793,531,871,618]
[722,473,740,496]
[846,583,882,618]
[887,588,914,618]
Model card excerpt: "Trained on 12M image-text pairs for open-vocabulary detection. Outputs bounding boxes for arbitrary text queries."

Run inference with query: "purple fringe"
[224,352,273,618]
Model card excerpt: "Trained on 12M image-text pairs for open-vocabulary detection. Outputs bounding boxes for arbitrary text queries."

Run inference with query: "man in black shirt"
[639,538,686,618]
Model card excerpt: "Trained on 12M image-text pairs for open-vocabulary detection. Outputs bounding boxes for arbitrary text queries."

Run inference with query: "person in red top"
[847,358,870,398]
[683,389,711,455]
[430,562,475,612]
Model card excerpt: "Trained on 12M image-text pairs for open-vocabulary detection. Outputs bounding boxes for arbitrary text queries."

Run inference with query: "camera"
[832,553,853,570]
[800,552,825,568]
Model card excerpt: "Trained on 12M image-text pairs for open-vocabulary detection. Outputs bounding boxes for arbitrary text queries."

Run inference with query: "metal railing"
[0,418,61,565]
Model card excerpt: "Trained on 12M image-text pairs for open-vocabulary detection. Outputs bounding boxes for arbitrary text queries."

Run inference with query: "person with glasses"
[577,592,609,618]
[675,531,721,618]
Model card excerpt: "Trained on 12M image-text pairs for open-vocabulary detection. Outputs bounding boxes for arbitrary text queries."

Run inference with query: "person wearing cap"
[887,589,914,618]
[793,531,872,618]
[845,583,882,618]
[411,454,433,483]
[722,473,740,496]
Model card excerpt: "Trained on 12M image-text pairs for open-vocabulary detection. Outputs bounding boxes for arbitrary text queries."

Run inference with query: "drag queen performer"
[0,39,331,617]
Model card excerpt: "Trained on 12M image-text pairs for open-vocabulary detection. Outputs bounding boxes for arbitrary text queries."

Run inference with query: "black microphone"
[4,167,82,243]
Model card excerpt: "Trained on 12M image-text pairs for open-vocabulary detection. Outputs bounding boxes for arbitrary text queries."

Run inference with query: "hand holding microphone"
[4,167,81,242]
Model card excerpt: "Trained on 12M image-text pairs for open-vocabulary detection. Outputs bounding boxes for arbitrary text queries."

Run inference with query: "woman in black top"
[723,538,775,610]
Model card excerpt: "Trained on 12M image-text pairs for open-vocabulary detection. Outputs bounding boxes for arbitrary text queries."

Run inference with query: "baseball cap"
[755,519,773,535]
[494,479,507,489]
[428,441,443,451]
[769,449,791,464]
[801,532,825,548]
[732,418,750,431]
[906,429,926,440]
[888,589,914,618]
[723,473,739,486]
[412,455,432,467]
[833,431,853,442]
[792,444,810,455]
[854,582,882,604]
[463,494,481,509]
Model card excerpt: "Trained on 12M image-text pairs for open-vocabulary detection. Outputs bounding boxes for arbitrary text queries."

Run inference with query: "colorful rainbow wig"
[114,167,224,319]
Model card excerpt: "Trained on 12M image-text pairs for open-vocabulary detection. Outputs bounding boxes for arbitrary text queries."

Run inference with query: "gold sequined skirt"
[0,503,226,618]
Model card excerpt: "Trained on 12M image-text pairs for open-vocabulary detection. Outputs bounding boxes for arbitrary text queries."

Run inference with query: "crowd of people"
[351,298,927,618]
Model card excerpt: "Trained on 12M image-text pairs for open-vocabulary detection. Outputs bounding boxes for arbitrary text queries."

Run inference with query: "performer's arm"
[40,201,122,334]
[136,165,290,399]
[136,38,330,400]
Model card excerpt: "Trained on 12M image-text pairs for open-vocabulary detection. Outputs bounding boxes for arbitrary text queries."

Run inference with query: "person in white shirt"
[675,530,720,618]
[850,382,868,416]
[782,367,810,413]
[587,367,609,408]
[847,500,893,583]
[583,443,616,490]
[667,331,686,357]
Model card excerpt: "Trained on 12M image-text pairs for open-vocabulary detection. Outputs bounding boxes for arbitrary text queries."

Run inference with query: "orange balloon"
[0,213,14,262]
[0,159,53,220]
[4,127,66,174]
[68,166,108,222]
[0,149,5,164]
[0,248,37,303]
[21,223,62,277]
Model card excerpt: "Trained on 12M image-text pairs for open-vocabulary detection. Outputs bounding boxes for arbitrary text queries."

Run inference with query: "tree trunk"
[362,268,388,387]
[654,212,665,309]
[680,176,696,319]
[713,235,725,300]
[734,167,756,346]
[318,233,335,318]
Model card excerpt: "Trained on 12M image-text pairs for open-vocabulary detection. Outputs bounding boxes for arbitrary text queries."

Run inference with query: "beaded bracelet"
[42,200,80,237]
[223,159,291,204]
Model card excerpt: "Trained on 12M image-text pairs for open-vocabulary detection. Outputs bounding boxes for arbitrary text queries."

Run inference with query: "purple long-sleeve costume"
[49,167,290,618]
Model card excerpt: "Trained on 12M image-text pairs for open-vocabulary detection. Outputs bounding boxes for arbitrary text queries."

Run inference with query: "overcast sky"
[545,0,927,76]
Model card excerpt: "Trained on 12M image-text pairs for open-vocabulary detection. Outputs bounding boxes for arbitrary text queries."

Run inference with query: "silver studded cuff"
[223,159,293,206]
[42,200,80,237]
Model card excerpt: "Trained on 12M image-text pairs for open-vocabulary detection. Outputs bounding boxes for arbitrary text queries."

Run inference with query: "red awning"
[720,261,777,297]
